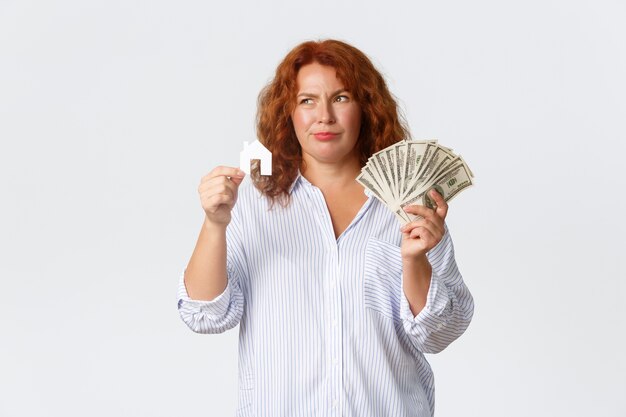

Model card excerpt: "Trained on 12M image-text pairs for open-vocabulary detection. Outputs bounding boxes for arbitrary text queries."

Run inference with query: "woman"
[178,39,474,417]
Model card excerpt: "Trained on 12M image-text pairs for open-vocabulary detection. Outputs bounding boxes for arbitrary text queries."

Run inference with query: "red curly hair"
[253,39,410,205]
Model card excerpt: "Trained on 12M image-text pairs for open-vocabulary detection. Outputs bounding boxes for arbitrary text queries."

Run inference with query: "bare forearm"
[184,218,228,301]
[402,255,432,317]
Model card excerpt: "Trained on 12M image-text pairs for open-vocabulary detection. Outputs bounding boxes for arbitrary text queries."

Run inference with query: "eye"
[299,98,314,105]
[334,95,350,103]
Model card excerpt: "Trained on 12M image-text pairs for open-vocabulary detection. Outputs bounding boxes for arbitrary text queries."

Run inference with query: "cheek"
[342,108,362,135]
[292,109,311,134]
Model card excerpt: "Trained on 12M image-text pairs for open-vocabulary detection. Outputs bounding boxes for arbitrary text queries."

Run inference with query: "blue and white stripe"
[178,174,474,417]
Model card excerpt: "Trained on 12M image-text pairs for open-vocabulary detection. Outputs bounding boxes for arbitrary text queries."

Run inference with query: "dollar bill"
[401,159,474,222]
[358,139,474,225]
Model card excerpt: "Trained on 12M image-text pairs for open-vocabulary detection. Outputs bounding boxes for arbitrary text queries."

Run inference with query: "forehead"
[296,63,345,91]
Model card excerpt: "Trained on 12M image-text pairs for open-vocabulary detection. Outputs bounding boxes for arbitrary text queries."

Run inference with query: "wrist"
[402,253,429,266]
[203,217,228,234]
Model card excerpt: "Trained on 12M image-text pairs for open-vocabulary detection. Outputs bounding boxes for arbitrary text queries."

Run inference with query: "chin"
[308,152,354,165]
[302,142,359,165]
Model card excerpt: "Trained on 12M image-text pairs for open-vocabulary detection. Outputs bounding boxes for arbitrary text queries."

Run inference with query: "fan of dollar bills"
[356,140,474,225]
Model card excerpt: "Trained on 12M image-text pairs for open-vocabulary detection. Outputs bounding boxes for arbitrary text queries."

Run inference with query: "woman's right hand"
[198,166,246,227]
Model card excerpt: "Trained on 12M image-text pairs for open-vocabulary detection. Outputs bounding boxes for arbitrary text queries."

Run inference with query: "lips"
[313,132,338,141]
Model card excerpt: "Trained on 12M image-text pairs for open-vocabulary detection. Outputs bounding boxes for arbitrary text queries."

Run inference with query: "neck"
[300,154,362,191]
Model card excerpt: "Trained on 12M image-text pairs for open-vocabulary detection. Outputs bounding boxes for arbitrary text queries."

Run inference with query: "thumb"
[230,171,246,186]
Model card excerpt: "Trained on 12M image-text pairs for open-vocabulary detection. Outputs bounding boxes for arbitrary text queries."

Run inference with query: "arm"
[400,190,474,353]
[177,166,246,334]
[184,220,228,301]
[400,228,474,353]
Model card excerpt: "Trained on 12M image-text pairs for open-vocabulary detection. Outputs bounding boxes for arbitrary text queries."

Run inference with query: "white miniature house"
[240,140,272,176]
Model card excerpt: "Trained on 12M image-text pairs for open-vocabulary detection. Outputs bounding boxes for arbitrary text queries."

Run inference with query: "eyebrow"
[297,89,348,98]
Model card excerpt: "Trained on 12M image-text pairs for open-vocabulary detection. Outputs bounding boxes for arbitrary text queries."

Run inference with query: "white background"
[1,0,625,416]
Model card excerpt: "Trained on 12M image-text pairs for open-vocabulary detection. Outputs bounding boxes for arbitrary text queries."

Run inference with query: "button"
[437,323,444,330]
[332,399,338,407]
[332,319,337,327]
[332,357,338,365]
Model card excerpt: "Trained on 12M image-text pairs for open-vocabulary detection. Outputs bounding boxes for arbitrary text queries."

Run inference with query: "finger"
[407,226,436,243]
[421,218,444,238]
[200,177,239,196]
[199,175,242,196]
[429,189,448,219]
[205,193,235,212]
[201,166,245,183]
[400,218,426,233]
[401,218,443,238]
[403,204,437,220]
[201,184,236,202]
[210,165,246,178]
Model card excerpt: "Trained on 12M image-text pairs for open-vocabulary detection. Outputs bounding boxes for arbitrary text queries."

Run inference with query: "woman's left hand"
[400,189,448,261]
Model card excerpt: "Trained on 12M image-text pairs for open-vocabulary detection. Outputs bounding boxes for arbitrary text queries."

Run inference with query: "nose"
[318,100,335,124]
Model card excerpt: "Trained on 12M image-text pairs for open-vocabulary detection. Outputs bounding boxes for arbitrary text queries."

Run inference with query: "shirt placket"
[327,240,342,416]
[307,184,343,416]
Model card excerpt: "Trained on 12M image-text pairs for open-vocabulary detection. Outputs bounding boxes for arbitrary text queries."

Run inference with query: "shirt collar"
[288,171,304,194]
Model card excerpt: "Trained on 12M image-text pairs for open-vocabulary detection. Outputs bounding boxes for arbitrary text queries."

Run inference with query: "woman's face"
[291,63,362,166]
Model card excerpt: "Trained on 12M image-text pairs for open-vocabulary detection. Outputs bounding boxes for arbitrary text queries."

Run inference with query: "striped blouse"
[177,173,474,417]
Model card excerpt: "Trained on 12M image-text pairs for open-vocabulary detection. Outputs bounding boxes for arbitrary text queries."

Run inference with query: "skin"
[184,62,449,316]
[401,190,449,316]
[291,62,366,238]
[184,166,244,300]
[292,63,362,168]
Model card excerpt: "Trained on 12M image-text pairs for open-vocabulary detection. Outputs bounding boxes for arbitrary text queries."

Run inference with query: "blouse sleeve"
[364,225,473,354]
[400,226,474,353]
[177,203,247,334]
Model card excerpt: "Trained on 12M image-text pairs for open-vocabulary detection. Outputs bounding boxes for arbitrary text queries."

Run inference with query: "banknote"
[356,139,474,225]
